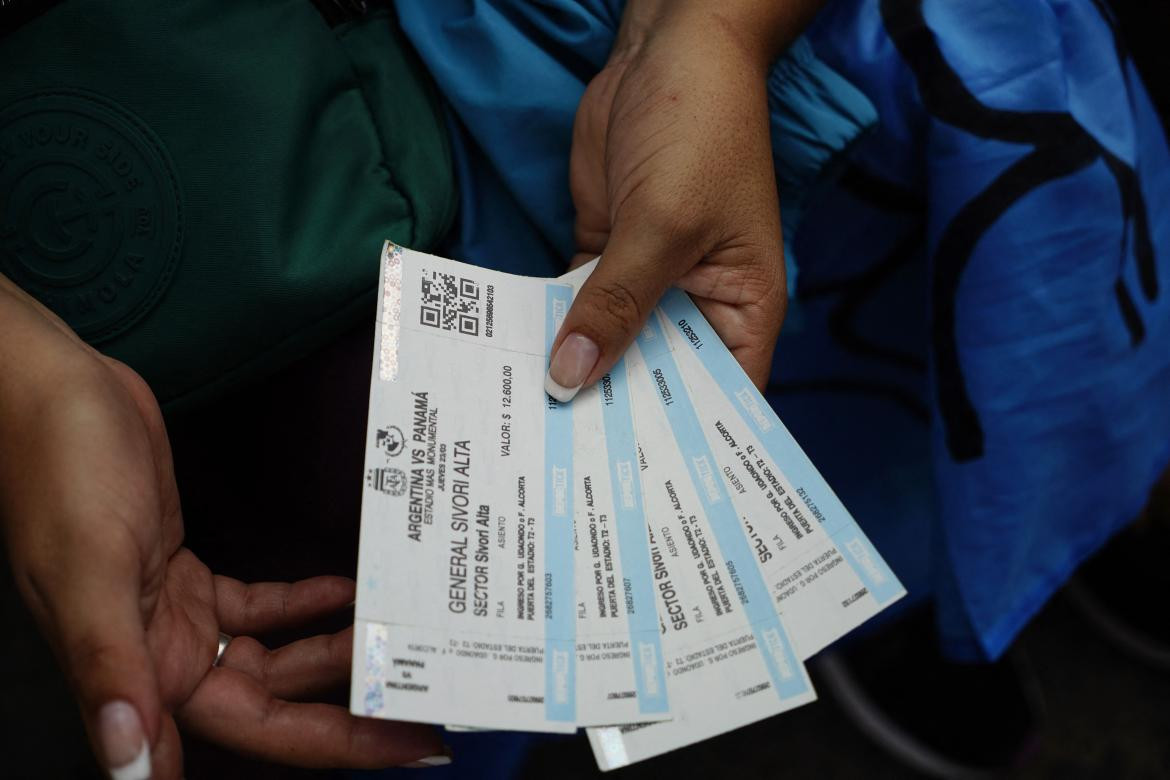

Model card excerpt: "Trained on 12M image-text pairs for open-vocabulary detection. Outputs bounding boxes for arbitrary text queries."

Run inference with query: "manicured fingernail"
[405,746,454,768]
[545,332,599,402]
[99,701,150,780]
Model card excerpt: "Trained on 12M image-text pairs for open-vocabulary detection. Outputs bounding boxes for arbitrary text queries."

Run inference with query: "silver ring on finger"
[213,632,233,668]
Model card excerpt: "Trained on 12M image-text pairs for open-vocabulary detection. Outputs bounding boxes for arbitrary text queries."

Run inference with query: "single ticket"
[351,243,577,732]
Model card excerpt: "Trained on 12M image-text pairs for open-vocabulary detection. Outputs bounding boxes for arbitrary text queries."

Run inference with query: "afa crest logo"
[367,467,407,497]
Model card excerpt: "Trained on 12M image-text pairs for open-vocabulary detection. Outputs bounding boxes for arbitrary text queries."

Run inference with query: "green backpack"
[1,0,456,410]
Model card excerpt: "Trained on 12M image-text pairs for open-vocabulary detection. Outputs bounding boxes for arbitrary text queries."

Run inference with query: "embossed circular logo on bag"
[0,92,182,343]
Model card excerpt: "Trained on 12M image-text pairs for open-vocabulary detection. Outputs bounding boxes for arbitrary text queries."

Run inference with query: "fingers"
[678,257,786,389]
[547,223,699,402]
[214,576,355,636]
[682,294,779,388]
[44,557,162,780]
[731,335,778,391]
[178,666,446,769]
[218,628,353,701]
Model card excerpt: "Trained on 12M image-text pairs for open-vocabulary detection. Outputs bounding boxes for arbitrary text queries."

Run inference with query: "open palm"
[0,314,440,778]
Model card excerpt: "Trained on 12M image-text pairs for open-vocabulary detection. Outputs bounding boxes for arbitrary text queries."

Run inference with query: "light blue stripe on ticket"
[659,290,903,605]
[544,284,576,722]
[599,359,669,714]
[635,316,809,701]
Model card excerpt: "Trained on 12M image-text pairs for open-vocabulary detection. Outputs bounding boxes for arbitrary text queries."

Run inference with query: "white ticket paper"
[353,244,673,731]
[352,243,578,732]
[551,264,816,768]
[585,330,816,769]
[352,245,902,760]
[587,293,904,768]
[658,289,906,656]
[569,369,673,724]
[442,359,675,730]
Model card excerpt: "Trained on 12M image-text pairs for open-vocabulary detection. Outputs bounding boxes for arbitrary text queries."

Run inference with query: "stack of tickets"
[351,243,904,770]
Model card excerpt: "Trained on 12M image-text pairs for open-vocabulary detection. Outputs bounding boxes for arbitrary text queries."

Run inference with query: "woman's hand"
[547,0,821,401]
[0,279,444,778]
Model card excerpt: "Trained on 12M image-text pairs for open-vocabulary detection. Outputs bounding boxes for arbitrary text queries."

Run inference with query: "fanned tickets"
[351,244,904,766]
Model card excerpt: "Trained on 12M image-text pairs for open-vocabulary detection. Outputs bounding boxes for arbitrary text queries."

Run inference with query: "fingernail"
[545,332,599,402]
[99,701,150,780]
[405,746,454,768]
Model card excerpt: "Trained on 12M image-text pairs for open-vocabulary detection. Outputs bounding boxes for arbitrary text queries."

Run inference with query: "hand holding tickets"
[351,244,904,770]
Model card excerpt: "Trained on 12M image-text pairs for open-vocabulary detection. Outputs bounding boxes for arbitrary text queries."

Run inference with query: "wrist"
[613,0,824,70]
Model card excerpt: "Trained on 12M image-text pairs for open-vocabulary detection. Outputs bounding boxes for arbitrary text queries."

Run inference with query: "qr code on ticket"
[420,271,481,336]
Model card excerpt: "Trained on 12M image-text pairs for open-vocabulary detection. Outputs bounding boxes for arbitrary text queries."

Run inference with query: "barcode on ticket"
[420,270,481,336]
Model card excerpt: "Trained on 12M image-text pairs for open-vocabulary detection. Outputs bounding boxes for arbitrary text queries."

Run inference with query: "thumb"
[52,568,160,779]
[546,225,696,402]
